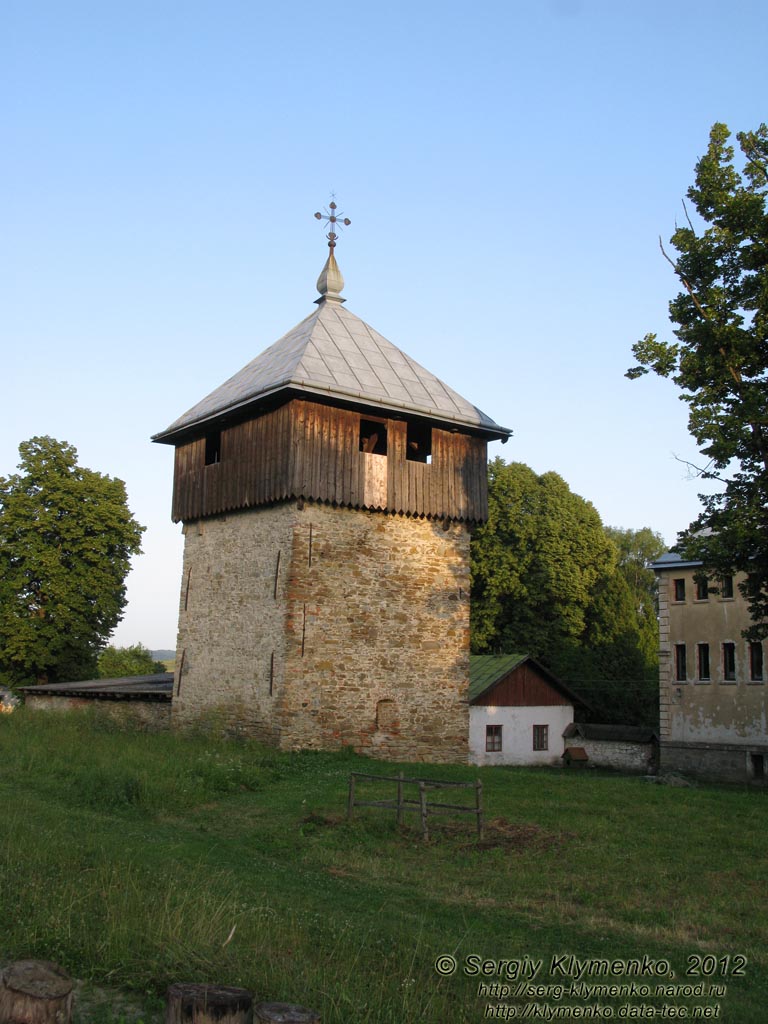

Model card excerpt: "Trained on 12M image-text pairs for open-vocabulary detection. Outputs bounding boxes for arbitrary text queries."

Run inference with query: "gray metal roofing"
[564,723,658,744]
[154,299,511,441]
[19,673,173,699]
[650,551,703,570]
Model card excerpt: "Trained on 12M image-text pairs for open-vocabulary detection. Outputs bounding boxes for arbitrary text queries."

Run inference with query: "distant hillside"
[152,650,175,662]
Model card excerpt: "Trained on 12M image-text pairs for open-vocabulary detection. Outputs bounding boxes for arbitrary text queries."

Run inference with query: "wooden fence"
[346,772,484,841]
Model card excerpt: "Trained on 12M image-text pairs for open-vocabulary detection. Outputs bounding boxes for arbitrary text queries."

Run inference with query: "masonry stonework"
[23,693,171,731]
[173,500,470,762]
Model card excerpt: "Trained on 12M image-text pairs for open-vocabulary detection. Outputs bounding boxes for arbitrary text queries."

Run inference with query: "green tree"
[604,525,666,664]
[627,122,768,637]
[0,437,144,687]
[470,460,659,725]
[98,644,165,679]
[471,460,612,656]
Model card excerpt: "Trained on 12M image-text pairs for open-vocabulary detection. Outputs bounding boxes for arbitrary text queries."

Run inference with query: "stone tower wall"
[172,505,294,741]
[172,500,470,762]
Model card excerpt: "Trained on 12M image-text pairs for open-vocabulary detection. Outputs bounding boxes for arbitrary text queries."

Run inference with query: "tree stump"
[0,960,73,1024]
[253,1003,320,1023]
[165,984,253,1024]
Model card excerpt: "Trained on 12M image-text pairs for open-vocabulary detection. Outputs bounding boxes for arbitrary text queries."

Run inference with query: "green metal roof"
[468,653,528,703]
[468,653,588,709]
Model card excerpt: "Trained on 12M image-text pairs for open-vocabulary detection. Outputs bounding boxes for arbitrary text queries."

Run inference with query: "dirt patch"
[423,816,575,851]
[300,812,344,828]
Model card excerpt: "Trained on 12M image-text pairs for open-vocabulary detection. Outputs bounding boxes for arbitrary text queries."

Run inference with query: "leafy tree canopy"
[98,644,165,679]
[604,525,666,665]
[627,122,768,637]
[0,437,144,687]
[470,460,659,725]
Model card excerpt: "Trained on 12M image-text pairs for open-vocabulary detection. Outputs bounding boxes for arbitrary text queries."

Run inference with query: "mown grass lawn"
[0,710,766,1023]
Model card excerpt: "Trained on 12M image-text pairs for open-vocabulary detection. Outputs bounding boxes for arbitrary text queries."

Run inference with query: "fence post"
[475,779,484,841]
[397,772,404,827]
[346,774,356,820]
[418,781,429,841]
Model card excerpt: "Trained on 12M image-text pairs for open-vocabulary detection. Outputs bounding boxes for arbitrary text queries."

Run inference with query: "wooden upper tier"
[171,398,489,524]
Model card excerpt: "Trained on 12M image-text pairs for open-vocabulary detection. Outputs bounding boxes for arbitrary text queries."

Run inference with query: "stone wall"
[564,738,656,773]
[172,505,293,741]
[173,500,471,762]
[661,741,768,784]
[23,693,171,731]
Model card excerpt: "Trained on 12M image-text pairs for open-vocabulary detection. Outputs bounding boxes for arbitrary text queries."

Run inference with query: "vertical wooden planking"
[170,398,491,524]
[349,411,360,507]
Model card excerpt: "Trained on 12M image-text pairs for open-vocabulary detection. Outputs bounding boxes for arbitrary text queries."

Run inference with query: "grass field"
[0,709,766,1023]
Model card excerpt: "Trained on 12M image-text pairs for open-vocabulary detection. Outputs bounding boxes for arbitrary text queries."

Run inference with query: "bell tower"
[153,205,510,761]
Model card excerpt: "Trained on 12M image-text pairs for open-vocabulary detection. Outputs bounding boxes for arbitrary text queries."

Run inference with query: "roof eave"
[153,380,512,446]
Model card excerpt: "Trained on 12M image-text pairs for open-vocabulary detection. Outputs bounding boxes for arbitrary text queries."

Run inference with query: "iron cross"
[314,199,351,249]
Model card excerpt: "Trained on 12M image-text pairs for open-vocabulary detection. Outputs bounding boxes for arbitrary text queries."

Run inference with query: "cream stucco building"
[653,552,767,782]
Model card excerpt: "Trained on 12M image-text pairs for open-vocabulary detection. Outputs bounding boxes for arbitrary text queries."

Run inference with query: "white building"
[468,654,577,766]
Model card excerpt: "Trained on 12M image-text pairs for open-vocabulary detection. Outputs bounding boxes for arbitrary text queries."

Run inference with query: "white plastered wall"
[469,704,573,766]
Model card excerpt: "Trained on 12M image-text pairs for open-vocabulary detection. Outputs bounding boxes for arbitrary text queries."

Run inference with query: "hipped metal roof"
[153,298,511,445]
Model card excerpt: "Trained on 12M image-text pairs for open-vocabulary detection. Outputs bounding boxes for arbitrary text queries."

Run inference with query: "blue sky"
[4,0,767,649]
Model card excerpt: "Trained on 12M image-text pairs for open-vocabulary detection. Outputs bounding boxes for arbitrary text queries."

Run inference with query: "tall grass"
[1,709,767,1022]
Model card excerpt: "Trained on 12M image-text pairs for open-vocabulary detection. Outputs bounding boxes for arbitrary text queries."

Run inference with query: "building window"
[673,578,686,602]
[698,643,710,681]
[406,421,432,463]
[695,578,709,601]
[750,753,765,780]
[485,724,502,752]
[722,643,736,682]
[533,725,549,751]
[205,431,221,466]
[750,642,764,682]
[675,644,687,681]
[720,576,734,599]
[360,419,387,455]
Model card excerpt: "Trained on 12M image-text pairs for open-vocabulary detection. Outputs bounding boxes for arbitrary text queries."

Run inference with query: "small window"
[750,753,765,780]
[485,724,502,752]
[406,421,432,463]
[675,644,687,681]
[722,643,736,682]
[533,724,549,751]
[720,576,734,599]
[750,642,764,682]
[695,578,709,601]
[205,431,221,466]
[673,578,686,602]
[360,419,387,456]
[698,643,710,681]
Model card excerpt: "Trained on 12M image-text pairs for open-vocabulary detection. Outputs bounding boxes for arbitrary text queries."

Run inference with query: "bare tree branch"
[671,452,721,482]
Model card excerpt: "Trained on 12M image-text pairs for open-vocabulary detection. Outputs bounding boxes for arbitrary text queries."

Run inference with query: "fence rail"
[347,771,484,841]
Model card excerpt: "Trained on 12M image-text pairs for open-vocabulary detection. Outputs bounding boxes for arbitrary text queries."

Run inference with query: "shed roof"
[19,673,173,702]
[563,723,658,744]
[153,295,511,445]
